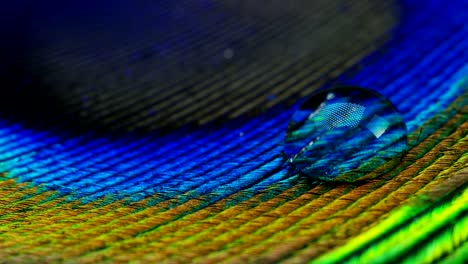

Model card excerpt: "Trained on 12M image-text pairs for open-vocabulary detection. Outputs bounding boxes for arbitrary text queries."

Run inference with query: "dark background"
[0,0,397,133]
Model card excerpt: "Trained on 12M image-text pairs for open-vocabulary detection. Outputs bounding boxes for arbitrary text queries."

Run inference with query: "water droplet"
[223,48,234,59]
[284,87,407,182]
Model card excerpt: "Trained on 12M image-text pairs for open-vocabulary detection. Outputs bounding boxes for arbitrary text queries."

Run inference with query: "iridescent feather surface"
[0,0,467,263]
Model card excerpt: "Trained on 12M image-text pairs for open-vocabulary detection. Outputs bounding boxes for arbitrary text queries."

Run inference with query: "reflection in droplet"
[284,87,408,182]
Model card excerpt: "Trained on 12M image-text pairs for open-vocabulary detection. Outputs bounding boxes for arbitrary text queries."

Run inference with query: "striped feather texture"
[0,0,467,263]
